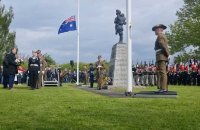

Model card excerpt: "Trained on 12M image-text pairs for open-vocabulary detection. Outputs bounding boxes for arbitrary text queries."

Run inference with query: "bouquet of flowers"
[15,58,24,66]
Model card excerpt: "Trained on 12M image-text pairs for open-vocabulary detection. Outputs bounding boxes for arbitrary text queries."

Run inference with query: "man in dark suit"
[7,48,18,90]
[153,24,170,92]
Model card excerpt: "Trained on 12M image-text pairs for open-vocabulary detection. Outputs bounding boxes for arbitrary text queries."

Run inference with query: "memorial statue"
[114,9,126,43]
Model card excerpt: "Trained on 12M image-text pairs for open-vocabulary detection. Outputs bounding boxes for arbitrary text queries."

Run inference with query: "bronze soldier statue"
[114,9,126,43]
[36,50,47,89]
[95,55,105,90]
[153,24,170,93]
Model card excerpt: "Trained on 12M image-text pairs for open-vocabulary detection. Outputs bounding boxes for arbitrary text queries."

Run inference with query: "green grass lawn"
[0,84,200,130]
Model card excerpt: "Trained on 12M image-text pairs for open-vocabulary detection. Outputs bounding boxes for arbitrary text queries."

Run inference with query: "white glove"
[38,71,40,74]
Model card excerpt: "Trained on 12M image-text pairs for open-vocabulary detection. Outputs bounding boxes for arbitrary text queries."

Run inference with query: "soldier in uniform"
[83,65,88,85]
[184,63,190,85]
[153,24,170,93]
[197,68,200,86]
[28,51,40,90]
[36,50,47,89]
[143,64,149,86]
[138,66,144,86]
[178,62,184,85]
[148,64,154,86]
[191,62,198,85]
[88,63,95,88]
[95,55,105,90]
[132,65,137,86]
[153,65,157,86]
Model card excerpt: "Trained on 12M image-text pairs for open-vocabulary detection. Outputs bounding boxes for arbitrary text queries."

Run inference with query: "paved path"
[77,86,129,98]
[76,86,178,98]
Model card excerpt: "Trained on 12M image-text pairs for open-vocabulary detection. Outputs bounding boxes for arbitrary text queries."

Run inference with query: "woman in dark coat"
[28,51,40,90]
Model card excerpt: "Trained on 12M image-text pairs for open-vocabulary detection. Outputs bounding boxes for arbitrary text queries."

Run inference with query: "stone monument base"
[109,43,128,88]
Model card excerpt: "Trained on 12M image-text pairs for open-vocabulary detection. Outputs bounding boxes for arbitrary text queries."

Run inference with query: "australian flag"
[58,16,77,34]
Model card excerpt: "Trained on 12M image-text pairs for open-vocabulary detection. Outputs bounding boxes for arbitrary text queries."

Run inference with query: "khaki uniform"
[95,61,105,90]
[36,56,47,88]
[83,68,88,85]
[154,34,169,90]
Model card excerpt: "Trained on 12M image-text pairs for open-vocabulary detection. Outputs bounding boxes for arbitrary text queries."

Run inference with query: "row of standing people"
[60,55,108,90]
[1,48,47,90]
[132,61,200,87]
[133,64,157,86]
[168,62,200,86]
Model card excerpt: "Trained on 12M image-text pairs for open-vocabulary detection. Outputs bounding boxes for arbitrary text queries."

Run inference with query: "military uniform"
[88,65,95,88]
[36,54,47,88]
[178,64,184,85]
[148,65,154,86]
[132,66,137,86]
[95,58,105,90]
[28,55,40,89]
[137,67,144,85]
[153,24,169,92]
[143,65,149,86]
[197,69,200,86]
[191,63,197,85]
[83,66,88,85]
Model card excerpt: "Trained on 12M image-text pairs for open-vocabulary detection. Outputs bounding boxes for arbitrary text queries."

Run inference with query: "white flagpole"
[126,0,133,94]
[76,0,80,85]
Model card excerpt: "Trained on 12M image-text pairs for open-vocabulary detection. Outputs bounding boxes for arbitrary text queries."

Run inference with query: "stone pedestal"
[109,43,128,88]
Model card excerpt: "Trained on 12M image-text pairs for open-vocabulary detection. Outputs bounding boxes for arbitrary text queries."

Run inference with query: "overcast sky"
[2,0,184,64]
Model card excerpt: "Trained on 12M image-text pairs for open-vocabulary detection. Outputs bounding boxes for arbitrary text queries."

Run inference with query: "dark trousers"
[3,75,9,88]
[197,75,200,86]
[8,74,15,88]
[191,72,197,85]
[90,76,94,88]
[29,71,38,89]
[90,82,94,88]
[0,73,2,84]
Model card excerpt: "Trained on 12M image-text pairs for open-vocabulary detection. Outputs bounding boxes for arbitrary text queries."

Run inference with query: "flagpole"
[126,0,133,95]
[76,0,80,85]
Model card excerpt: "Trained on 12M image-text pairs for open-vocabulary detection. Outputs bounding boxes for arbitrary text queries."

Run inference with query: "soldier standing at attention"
[95,55,105,90]
[83,65,88,85]
[153,24,170,93]
[28,51,40,90]
[88,63,95,88]
[36,50,47,88]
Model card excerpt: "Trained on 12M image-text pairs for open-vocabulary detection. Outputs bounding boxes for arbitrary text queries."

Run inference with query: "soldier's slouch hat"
[152,24,167,31]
